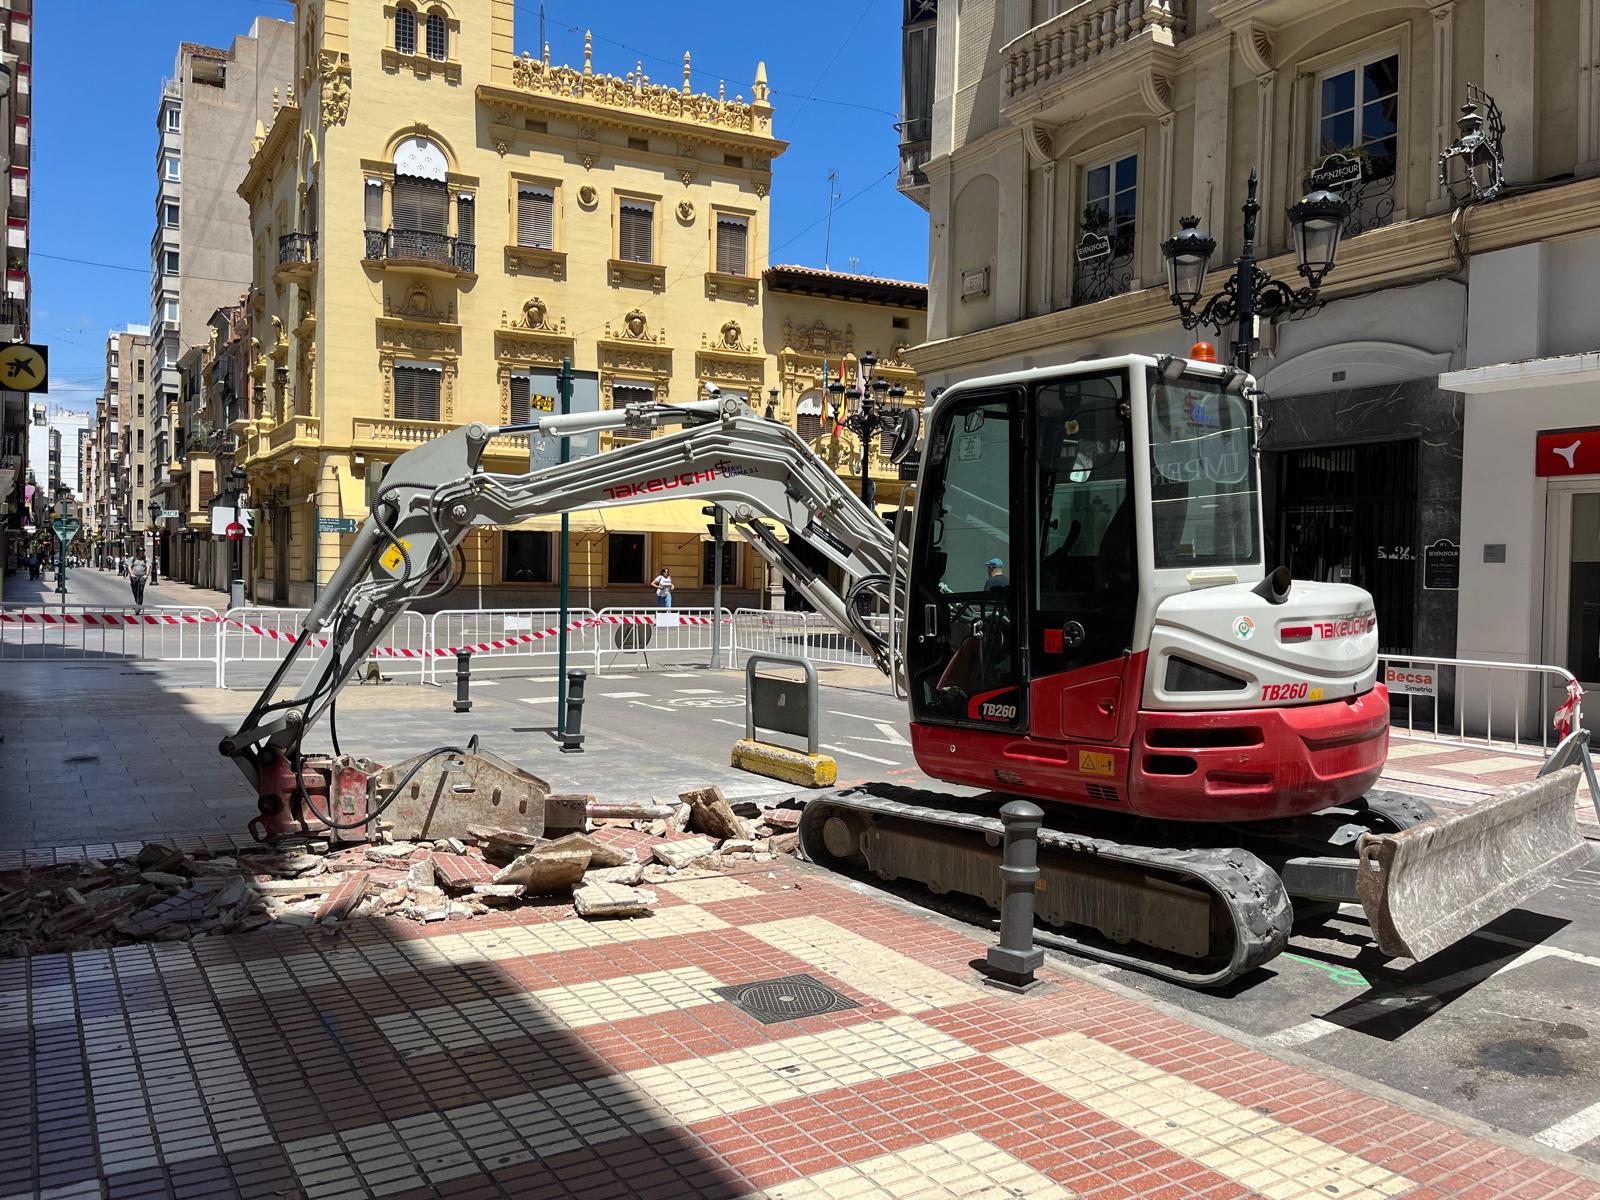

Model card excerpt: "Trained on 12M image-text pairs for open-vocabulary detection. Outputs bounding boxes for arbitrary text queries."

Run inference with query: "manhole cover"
[714,973,860,1025]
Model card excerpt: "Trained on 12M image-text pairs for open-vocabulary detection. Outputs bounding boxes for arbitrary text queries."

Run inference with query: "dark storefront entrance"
[1275,440,1418,654]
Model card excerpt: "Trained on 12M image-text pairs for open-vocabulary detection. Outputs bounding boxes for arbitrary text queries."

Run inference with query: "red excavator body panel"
[910,676,1390,823]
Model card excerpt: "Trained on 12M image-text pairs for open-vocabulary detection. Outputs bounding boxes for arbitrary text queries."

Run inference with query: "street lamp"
[1160,168,1350,372]
[1439,84,1507,204]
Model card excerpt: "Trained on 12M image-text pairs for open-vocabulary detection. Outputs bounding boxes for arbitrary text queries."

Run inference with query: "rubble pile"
[0,787,805,957]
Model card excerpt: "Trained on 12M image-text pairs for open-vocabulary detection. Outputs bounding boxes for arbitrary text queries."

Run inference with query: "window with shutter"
[364,179,384,231]
[198,471,215,507]
[395,6,416,54]
[393,363,442,422]
[456,194,474,244]
[393,176,448,233]
[517,186,554,248]
[715,215,748,275]
[510,375,531,425]
[425,12,447,60]
[618,201,654,263]
[795,391,824,441]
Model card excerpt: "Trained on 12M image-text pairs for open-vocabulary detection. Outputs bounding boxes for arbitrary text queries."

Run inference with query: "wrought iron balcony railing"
[277,231,317,265]
[363,228,475,273]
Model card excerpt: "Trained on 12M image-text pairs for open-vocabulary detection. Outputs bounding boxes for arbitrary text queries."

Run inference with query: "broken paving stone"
[431,854,496,890]
[470,883,524,899]
[364,843,420,861]
[278,853,325,877]
[667,802,693,833]
[585,862,645,887]
[493,847,591,894]
[542,832,628,869]
[253,877,339,898]
[316,873,372,924]
[760,807,803,830]
[682,786,753,842]
[135,844,187,873]
[408,856,437,888]
[573,879,656,919]
[768,832,800,856]
[652,837,718,870]
[138,871,189,888]
[719,840,762,857]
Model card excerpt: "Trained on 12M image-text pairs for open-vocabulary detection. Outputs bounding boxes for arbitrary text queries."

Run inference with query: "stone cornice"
[907,176,1600,375]
[239,103,299,203]
[478,83,787,157]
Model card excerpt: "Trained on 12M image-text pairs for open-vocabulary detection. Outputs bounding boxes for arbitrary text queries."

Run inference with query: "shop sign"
[1535,428,1600,476]
[1384,664,1438,698]
[1423,539,1460,590]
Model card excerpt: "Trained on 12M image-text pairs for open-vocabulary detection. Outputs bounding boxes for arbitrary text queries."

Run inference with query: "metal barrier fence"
[730,608,885,670]
[591,607,734,672]
[427,608,601,684]
[217,607,430,688]
[1379,654,1583,754]
[0,604,220,663]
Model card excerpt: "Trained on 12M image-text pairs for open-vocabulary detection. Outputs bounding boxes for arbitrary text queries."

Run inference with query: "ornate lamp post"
[1439,84,1506,204]
[827,350,908,507]
[1161,169,1350,373]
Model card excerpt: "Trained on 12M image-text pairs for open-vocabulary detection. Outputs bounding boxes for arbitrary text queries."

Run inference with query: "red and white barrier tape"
[0,609,728,661]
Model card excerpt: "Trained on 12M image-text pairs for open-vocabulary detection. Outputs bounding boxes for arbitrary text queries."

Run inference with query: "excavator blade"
[1356,766,1591,961]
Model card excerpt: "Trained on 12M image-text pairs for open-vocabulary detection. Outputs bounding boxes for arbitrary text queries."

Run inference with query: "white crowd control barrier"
[731,608,885,670]
[0,604,221,664]
[1379,654,1584,754]
[427,608,601,683]
[217,607,430,688]
[591,607,734,672]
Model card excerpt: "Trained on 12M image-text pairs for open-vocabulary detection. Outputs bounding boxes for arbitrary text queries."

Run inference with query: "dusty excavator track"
[798,784,1294,988]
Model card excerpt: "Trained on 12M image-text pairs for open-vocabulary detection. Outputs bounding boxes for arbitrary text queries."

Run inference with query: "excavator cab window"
[1146,370,1259,568]
[1034,371,1135,672]
[908,389,1024,729]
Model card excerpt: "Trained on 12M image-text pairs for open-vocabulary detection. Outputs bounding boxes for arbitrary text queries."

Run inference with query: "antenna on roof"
[823,169,840,271]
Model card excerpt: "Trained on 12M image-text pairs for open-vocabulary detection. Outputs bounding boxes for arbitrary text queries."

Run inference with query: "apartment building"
[230,1,927,609]
[149,22,292,575]
[900,0,1600,690]
[0,0,29,595]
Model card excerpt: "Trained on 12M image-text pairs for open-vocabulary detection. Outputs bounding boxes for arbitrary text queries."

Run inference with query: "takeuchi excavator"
[219,352,1589,987]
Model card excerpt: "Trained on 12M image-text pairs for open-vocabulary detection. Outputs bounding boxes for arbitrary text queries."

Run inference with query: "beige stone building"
[232,0,926,610]
[898,0,1600,668]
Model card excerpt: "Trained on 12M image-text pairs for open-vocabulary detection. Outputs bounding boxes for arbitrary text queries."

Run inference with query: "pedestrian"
[128,553,149,613]
[652,567,674,608]
[117,555,127,577]
[25,551,38,581]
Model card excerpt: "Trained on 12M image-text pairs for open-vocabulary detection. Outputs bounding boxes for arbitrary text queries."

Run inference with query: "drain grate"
[714,973,860,1025]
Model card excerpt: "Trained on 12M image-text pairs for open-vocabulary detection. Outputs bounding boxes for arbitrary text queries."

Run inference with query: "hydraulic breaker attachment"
[375,747,575,843]
[1356,766,1591,960]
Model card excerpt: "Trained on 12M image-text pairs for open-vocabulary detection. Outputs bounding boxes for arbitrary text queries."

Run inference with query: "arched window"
[390,137,449,258]
[394,6,416,55]
[425,12,447,60]
[796,390,825,441]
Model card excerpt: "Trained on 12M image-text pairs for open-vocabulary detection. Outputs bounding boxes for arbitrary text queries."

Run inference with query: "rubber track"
[800,783,1294,988]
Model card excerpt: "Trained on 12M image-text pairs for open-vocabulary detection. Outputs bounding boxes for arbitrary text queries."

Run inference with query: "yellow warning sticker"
[379,539,412,573]
[1078,750,1116,777]
[1308,687,1325,701]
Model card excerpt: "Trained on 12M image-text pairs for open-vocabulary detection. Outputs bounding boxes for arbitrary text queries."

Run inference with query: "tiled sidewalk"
[3,861,1598,1200]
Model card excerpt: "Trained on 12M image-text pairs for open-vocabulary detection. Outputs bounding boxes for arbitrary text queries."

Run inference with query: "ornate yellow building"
[235,0,925,609]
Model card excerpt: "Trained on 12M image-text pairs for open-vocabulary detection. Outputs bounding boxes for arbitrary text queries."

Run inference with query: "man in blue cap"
[983,556,1009,590]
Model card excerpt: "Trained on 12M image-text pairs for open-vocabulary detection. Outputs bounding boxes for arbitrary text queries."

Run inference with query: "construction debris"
[0,787,807,957]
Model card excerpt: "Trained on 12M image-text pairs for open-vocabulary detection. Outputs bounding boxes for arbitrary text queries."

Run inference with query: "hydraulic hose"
[291,743,469,832]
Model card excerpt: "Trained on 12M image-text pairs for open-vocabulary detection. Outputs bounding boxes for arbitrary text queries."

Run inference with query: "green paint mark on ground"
[1282,952,1372,988]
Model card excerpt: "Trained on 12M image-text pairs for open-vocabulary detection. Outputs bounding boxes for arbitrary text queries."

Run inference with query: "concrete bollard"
[560,669,587,752]
[983,799,1047,994]
[453,649,472,713]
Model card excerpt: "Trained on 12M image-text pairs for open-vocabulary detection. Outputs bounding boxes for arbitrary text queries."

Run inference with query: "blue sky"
[33,0,928,413]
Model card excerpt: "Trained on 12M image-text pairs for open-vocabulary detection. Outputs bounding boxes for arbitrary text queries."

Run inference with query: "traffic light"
[702,503,725,540]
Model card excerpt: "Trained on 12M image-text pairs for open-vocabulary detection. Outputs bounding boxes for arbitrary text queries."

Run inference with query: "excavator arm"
[220,396,906,797]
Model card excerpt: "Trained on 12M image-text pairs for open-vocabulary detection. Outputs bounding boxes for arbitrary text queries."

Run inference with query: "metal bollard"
[453,649,472,713]
[983,800,1047,994]
[560,669,587,752]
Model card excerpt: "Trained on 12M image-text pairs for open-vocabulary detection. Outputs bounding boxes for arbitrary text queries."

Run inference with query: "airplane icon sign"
[0,342,47,393]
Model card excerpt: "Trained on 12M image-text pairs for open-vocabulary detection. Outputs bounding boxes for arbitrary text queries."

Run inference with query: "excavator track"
[798,784,1293,988]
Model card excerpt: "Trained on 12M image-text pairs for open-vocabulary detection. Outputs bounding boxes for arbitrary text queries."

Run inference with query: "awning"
[506,497,786,541]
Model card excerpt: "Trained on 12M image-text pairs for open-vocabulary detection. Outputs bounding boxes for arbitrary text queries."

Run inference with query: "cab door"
[907,389,1025,731]
[1029,371,1137,744]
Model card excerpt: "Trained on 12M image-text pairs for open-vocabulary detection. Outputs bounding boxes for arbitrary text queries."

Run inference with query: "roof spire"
[583,30,592,74]
[683,51,692,94]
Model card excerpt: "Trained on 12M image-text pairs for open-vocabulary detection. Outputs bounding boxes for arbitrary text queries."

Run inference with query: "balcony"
[267,414,320,454]
[1001,0,1186,121]
[353,416,528,455]
[897,124,931,208]
[0,294,26,340]
[362,228,475,278]
[275,231,317,285]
